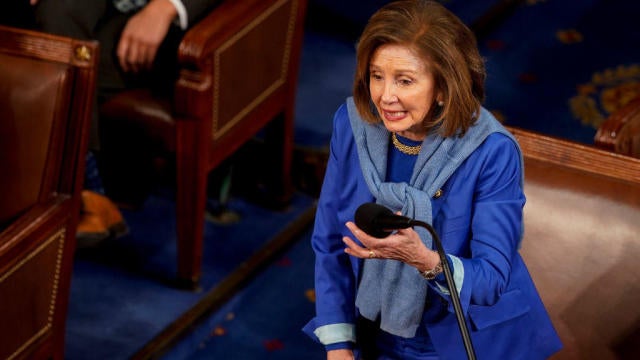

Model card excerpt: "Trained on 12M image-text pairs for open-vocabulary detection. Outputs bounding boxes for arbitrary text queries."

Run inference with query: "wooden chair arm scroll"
[594,95,640,158]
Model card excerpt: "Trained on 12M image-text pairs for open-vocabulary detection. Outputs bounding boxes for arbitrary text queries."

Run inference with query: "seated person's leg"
[34,0,130,245]
[94,8,185,208]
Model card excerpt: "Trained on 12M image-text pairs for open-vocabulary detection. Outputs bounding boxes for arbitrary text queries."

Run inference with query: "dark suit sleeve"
[181,0,221,26]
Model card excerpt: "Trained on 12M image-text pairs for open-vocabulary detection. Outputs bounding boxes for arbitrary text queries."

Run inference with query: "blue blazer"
[303,102,562,359]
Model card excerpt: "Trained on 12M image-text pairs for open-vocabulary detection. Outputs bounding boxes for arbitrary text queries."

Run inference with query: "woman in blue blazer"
[303,1,562,359]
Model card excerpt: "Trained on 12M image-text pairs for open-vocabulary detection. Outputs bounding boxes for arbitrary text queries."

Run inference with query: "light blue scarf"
[348,97,520,338]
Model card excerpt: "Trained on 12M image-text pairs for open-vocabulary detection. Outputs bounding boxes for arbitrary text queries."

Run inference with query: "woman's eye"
[370,73,382,81]
[397,78,413,86]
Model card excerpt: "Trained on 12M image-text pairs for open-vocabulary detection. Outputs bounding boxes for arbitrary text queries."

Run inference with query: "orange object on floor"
[76,190,129,247]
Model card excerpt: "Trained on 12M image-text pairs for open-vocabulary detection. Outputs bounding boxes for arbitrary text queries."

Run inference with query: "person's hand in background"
[116,0,177,73]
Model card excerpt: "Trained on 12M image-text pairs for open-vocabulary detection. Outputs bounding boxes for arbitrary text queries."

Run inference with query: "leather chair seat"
[101,89,176,152]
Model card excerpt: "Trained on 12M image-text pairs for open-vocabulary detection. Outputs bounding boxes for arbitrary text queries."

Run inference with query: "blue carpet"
[293,29,355,149]
[161,227,324,360]
[479,0,640,144]
[65,191,315,359]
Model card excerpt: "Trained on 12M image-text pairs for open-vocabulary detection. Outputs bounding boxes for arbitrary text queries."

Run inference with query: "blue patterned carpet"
[65,192,316,359]
[161,227,323,360]
[63,1,640,359]
[479,0,640,144]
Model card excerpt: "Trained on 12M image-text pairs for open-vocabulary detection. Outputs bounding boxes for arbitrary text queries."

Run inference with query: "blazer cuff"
[314,323,356,345]
[434,255,464,296]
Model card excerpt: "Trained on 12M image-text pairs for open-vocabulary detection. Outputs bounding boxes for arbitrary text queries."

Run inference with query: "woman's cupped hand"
[343,220,439,270]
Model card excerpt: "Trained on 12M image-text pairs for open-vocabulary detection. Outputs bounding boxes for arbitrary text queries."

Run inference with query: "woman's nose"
[381,82,398,103]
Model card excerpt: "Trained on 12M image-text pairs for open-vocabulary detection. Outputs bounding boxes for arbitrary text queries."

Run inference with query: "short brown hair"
[353,0,486,137]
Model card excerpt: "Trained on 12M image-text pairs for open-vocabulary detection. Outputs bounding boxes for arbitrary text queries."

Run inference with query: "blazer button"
[433,189,443,199]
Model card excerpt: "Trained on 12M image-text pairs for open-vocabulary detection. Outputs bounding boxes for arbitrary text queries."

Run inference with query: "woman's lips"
[383,110,407,121]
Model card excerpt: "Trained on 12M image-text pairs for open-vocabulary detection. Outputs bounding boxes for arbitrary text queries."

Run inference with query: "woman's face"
[369,44,438,141]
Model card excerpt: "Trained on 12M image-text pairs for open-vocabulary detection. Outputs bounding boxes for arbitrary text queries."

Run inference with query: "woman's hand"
[343,221,440,272]
[327,349,355,360]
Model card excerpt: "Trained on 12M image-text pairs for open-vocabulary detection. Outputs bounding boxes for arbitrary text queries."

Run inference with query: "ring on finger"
[368,249,376,259]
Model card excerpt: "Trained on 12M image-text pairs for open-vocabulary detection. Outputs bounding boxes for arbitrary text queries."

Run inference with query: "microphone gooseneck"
[353,202,477,360]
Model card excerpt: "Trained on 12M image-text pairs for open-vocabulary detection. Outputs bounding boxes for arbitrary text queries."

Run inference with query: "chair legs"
[175,121,209,288]
[264,112,294,205]
[173,109,294,288]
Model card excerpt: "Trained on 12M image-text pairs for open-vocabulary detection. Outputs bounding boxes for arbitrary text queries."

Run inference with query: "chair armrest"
[175,0,272,118]
[178,0,292,69]
[594,95,640,158]
[173,0,306,124]
[508,125,640,183]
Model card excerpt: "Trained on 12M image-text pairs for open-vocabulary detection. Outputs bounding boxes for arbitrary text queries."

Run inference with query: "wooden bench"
[509,127,640,359]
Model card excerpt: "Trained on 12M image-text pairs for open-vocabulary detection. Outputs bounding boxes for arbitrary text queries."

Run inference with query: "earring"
[437,100,444,107]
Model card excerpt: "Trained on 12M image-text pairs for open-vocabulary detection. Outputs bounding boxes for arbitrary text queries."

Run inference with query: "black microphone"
[353,202,477,360]
[354,202,415,238]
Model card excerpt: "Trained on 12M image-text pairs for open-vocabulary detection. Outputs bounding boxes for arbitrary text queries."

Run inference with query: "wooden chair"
[594,95,640,159]
[99,0,307,287]
[0,25,97,360]
[508,126,640,359]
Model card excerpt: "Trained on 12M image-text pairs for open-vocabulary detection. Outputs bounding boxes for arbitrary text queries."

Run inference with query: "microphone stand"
[412,220,477,360]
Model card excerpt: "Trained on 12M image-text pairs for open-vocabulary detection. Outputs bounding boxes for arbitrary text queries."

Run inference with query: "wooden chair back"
[0,25,97,360]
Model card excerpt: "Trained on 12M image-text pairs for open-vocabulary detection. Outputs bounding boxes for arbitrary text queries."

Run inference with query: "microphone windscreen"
[354,202,393,238]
